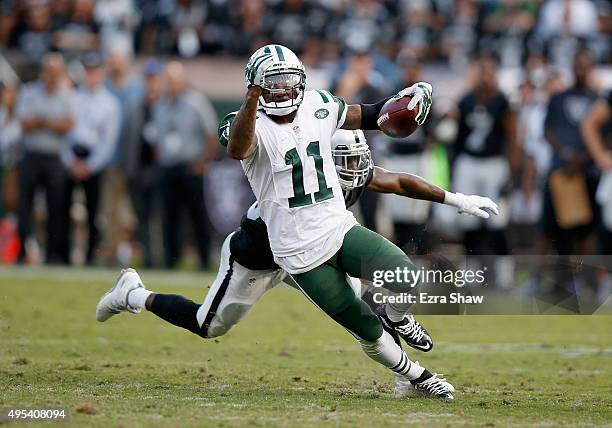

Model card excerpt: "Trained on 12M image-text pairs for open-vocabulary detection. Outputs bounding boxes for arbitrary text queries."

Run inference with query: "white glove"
[444,191,499,219]
[245,53,275,88]
[396,82,433,125]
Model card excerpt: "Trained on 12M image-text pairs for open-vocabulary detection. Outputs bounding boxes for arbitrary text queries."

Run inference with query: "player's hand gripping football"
[445,192,499,219]
[395,82,433,126]
[245,52,275,88]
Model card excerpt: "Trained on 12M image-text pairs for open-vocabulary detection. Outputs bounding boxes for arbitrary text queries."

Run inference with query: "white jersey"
[241,90,357,274]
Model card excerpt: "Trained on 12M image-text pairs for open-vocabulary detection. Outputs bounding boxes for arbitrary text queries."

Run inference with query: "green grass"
[1,267,611,427]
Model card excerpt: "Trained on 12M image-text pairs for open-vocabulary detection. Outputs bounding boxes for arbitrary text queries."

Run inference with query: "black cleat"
[379,312,433,352]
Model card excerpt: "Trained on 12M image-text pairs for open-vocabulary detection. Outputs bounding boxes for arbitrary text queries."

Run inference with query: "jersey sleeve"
[313,90,347,129]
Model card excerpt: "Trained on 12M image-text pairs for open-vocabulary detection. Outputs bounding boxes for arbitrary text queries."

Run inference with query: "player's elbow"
[227,144,249,160]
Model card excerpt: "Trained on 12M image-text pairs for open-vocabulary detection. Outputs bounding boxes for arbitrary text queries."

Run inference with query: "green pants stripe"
[293,225,416,341]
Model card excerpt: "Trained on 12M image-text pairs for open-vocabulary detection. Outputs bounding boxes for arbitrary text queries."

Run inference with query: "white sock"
[385,299,410,322]
[127,288,152,310]
[359,331,425,380]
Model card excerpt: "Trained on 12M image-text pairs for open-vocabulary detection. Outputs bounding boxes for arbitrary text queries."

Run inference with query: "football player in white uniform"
[97,45,498,400]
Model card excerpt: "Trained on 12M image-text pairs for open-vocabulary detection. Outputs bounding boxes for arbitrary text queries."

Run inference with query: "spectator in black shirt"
[541,49,599,255]
[582,90,612,256]
[452,53,520,255]
[123,59,163,267]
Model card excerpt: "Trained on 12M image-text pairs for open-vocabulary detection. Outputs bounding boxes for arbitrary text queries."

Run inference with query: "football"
[376,95,419,138]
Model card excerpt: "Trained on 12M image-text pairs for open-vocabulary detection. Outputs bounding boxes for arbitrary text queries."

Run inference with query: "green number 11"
[284,141,334,208]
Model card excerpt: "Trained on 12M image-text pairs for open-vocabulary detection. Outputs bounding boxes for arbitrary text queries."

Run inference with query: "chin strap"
[263,105,299,116]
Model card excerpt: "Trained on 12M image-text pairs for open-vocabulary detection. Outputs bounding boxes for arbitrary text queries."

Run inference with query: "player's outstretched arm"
[227,86,260,159]
[341,82,433,130]
[582,99,612,171]
[367,166,445,201]
[367,166,499,219]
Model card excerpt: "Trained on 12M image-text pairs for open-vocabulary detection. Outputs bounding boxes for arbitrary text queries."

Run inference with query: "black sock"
[149,294,206,338]
[410,369,434,385]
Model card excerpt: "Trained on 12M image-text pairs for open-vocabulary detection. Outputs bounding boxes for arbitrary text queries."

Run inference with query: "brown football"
[376,95,419,138]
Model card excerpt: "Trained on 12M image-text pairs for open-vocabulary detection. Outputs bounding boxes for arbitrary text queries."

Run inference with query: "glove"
[245,53,275,88]
[444,191,499,219]
[396,82,433,125]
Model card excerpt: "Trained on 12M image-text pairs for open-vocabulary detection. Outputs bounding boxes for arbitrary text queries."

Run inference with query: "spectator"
[440,0,479,68]
[536,0,601,68]
[16,53,75,264]
[53,0,100,56]
[541,50,599,255]
[517,78,550,182]
[0,82,21,217]
[331,50,388,232]
[397,0,438,61]
[508,155,542,251]
[153,61,217,269]
[336,0,391,56]
[225,0,272,56]
[50,0,72,29]
[452,53,520,255]
[135,0,174,54]
[171,0,206,58]
[18,0,53,72]
[380,55,433,254]
[94,0,140,55]
[269,0,329,56]
[581,88,612,255]
[537,0,599,39]
[478,0,538,68]
[0,0,18,49]
[102,48,143,264]
[60,52,120,264]
[105,49,144,164]
[122,59,163,267]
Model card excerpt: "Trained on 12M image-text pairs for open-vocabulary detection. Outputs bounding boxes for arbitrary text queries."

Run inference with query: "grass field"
[1,267,611,427]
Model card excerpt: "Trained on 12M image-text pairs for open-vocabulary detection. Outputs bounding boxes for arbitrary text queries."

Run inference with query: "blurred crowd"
[0,0,611,281]
[0,0,610,68]
[0,52,219,268]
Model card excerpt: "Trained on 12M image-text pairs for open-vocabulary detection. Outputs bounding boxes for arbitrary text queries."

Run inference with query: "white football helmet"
[331,130,372,190]
[246,44,306,116]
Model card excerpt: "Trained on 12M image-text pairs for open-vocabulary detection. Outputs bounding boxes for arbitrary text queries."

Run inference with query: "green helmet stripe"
[250,53,272,81]
[274,45,285,62]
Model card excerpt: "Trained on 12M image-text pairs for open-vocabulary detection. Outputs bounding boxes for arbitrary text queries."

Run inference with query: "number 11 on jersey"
[284,141,334,208]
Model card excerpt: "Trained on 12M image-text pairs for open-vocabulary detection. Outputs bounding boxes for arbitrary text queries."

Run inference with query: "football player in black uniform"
[453,53,520,256]
[582,88,612,255]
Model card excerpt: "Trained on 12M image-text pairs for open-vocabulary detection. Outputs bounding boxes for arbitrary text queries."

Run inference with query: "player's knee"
[202,302,252,339]
[203,323,231,339]
[355,313,384,342]
[332,299,382,342]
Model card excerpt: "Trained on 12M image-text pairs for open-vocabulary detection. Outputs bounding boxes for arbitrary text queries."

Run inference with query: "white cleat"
[394,364,455,400]
[96,268,145,322]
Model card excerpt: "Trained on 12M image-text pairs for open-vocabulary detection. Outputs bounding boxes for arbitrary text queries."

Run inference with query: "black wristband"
[360,96,392,130]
